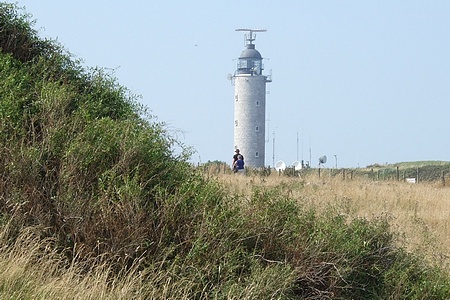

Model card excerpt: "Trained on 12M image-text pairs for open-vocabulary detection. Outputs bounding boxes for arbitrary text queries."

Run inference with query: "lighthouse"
[231,29,271,168]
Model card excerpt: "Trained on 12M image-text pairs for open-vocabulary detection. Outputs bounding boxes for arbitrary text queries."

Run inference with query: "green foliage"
[0,1,192,263]
[0,54,32,138]
[0,2,39,62]
[382,250,450,300]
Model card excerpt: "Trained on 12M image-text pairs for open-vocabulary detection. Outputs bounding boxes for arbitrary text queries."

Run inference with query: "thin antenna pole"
[301,130,304,161]
[309,134,312,168]
[272,131,275,167]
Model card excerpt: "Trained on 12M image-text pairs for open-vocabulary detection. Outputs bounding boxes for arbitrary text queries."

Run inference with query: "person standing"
[232,149,244,166]
[231,149,244,171]
[234,154,245,175]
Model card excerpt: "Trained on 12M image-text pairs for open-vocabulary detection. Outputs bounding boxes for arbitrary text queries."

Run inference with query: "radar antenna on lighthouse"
[235,28,267,46]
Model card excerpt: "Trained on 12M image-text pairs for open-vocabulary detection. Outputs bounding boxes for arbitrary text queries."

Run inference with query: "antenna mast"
[235,28,267,46]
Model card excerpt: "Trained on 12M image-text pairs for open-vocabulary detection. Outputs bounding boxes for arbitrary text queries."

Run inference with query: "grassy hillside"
[262,160,450,183]
[392,160,450,168]
[364,161,450,182]
[1,3,449,299]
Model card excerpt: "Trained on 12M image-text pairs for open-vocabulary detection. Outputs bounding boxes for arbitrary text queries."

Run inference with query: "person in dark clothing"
[232,149,244,167]
[234,154,245,174]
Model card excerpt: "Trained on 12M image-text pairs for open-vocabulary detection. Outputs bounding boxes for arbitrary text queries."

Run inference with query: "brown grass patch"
[218,172,450,272]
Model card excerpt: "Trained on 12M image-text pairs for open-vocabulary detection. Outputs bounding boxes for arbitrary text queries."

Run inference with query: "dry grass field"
[218,171,450,273]
[0,170,448,299]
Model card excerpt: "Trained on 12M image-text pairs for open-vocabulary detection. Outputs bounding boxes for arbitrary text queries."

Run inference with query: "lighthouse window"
[255,152,259,158]
[255,126,259,132]
[254,60,262,70]
[256,100,260,106]
[235,120,238,127]
[235,95,238,101]
[238,59,248,69]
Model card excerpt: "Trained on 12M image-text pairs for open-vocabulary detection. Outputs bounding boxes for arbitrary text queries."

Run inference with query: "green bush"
[0,2,192,263]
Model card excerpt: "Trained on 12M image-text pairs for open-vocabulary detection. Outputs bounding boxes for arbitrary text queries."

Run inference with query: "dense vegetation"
[1,3,449,299]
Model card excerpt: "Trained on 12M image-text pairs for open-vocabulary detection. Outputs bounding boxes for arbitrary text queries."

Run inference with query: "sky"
[7,1,450,168]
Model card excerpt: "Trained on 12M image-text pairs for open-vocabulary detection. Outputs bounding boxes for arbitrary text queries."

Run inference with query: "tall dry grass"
[0,222,144,299]
[0,222,207,300]
[219,171,450,272]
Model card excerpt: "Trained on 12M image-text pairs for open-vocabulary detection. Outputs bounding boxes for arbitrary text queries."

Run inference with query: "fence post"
[416,167,419,184]
[396,166,399,181]
[442,171,445,186]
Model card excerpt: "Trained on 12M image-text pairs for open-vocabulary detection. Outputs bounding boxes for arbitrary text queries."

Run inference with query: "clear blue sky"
[9,1,450,168]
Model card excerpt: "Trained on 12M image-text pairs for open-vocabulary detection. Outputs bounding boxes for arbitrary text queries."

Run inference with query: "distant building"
[230,29,271,168]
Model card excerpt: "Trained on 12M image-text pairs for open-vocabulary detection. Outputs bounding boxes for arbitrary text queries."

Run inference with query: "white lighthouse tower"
[231,29,271,168]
